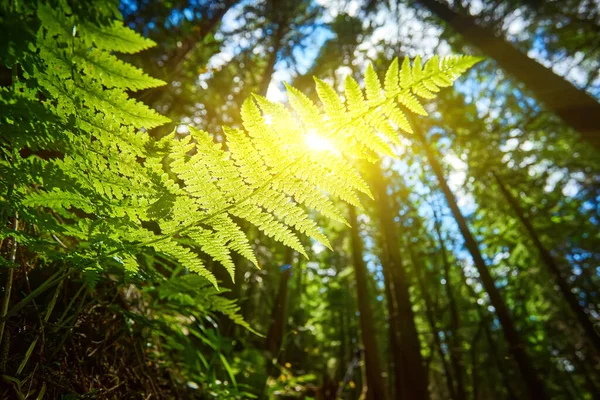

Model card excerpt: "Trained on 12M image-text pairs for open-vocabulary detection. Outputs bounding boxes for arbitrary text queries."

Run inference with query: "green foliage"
[1,2,477,294]
[3,0,598,398]
[0,0,479,290]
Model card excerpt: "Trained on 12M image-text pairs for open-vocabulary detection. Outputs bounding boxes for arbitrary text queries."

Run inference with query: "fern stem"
[48,288,90,361]
[56,283,86,325]
[17,278,64,375]
[0,215,18,347]
[0,267,68,324]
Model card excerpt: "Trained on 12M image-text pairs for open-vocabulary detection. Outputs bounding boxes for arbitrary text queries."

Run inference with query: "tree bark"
[257,23,285,97]
[265,247,293,359]
[418,134,549,399]
[416,0,600,149]
[457,264,520,399]
[368,163,429,400]
[378,235,407,400]
[492,171,600,353]
[407,243,458,400]
[431,211,466,400]
[469,320,484,400]
[348,205,389,400]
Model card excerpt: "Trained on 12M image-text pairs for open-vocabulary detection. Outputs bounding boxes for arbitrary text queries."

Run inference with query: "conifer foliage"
[1,0,478,290]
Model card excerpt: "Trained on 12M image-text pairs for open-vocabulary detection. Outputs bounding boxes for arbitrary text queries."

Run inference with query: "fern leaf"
[231,202,307,258]
[209,215,259,268]
[384,57,400,96]
[77,49,166,91]
[121,254,140,274]
[188,228,236,281]
[225,126,273,190]
[397,91,428,116]
[151,237,218,287]
[381,102,413,134]
[315,78,347,126]
[399,56,412,88]
[81,21,157,54]
[364,63,386,104]
[23,189,95,214]
[344,76,369,117]
[412,55,424,82]
[284,83,323,131]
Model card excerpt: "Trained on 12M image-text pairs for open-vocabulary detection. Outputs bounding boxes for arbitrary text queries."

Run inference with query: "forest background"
[0,0,599,399]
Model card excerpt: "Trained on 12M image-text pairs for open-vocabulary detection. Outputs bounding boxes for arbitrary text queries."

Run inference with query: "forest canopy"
[0,0,598,399]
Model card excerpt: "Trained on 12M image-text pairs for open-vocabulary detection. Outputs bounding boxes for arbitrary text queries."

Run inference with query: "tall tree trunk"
[492,171,600,352]
[407,243,458,400]
[432,211,466,400]
[265,247,293,360]
[417,134,549,399]
[378,237,407,400]
[257,23,285,97]
[470,320,484,400]
[348,205,388,400]
[416,0,600,149]
[458,266,520,399]
[368,163,429,400]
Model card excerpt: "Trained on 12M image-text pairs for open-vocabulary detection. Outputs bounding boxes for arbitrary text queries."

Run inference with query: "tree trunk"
[368,163,429,400]
[417,134,549,399]
[348,205,389,400]
[458,266,520,399]
[407,243,458,400]
[265,247,293,359]
[470,320,484,400]
[432,211,466,400]
[257,23,285,97]
[492,171,600,352]
[378,235,407,400]
[416,0,600,149]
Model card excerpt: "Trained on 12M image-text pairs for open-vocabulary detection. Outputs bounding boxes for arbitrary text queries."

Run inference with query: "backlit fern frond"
[1,0,479,289]
[125,55,480,286]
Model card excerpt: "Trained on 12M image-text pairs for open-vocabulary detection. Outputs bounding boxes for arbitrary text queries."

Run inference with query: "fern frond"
[231,202,307,257]
[384,57,400,96]
[76,49,166,91]
[151,236,217,287]
[80,21,157,54]
[126,55,479,283]
[4,0,479,293]
[187,227,236,281]
[121,254,140,274]
[365,64,386,104]
[23,188,95,214]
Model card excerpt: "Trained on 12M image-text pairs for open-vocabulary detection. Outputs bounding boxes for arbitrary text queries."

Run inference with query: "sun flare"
[304,130,337,152]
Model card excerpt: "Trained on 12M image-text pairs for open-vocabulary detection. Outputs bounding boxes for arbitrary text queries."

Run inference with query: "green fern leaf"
[80,21,157,54]
[399,56,412,88]
[384,57,400,95]
[364,63,386,104]
[77,49,166,91]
